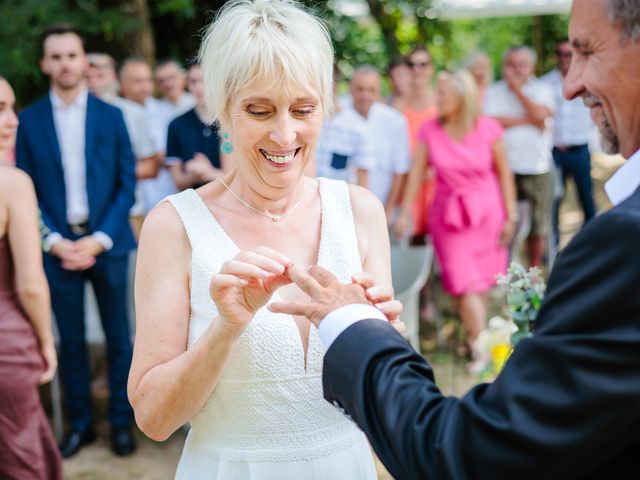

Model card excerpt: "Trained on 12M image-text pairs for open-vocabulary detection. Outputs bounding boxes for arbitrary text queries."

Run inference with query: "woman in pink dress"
[396,70,517,356]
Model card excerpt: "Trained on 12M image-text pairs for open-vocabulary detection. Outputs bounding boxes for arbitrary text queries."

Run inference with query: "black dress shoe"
[59,427,97,458]
[111,425,137,456]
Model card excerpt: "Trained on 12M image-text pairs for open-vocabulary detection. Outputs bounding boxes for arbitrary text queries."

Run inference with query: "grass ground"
[50,152,623,479]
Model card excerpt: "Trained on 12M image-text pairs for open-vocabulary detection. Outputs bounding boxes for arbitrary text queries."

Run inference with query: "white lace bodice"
[167,178,365,462]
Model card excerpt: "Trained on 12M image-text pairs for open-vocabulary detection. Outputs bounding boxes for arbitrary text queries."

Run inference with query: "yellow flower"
[491,344,512,374]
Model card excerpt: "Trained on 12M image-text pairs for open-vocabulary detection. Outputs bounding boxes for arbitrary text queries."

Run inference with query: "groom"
[270,1,640,478]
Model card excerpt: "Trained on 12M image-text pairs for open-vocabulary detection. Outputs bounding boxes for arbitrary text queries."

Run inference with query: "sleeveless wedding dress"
[167,178,377,479]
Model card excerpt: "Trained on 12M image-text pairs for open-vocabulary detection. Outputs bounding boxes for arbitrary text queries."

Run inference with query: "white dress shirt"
[46,89,112,251]
[347,102,411,204]
[51,89,89,225]
[484,78,555,175]
[604,149,640,206]
[318,304,387,349]
[541,69,595,147]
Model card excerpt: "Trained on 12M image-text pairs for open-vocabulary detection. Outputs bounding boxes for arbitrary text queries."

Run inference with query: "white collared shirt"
[346,102,411,204]
[50,88,89,225]
[484,78,555,175]
[605,149,640,205]
[541,69,595,147]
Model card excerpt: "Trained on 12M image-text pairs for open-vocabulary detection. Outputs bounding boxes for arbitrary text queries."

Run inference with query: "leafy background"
[0,0,569,106]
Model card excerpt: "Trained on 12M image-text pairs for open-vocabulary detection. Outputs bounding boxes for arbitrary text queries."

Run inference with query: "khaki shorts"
[515,172,552,236]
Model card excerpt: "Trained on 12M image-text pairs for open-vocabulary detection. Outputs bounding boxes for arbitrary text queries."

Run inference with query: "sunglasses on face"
[407,60,432,69]
[555,51,572,58]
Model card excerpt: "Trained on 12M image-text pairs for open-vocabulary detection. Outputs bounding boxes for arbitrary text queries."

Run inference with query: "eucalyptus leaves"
[496,263,546,346]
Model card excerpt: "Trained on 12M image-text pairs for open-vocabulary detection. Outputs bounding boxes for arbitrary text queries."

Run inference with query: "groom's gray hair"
[607,0,640,42]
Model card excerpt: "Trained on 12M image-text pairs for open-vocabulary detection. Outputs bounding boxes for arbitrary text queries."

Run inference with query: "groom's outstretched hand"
[268,265,371,327]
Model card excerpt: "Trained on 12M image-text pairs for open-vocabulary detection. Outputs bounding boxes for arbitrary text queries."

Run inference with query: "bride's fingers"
[392,321,407,335]
[251,247,293,267]
[211,273,249,291]
[220,259,280,279]
[234,251,289,275]
[351,272,375,290]
[263,273,293,295]
[374,299,403,321]
[365,284,394,303]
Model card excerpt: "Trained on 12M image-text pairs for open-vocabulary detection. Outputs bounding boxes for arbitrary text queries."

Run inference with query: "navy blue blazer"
[323,187,640,479]
[16,93,136,257]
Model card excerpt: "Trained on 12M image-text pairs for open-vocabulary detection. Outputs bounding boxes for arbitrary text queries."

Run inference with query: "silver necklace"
[217,178,306,222]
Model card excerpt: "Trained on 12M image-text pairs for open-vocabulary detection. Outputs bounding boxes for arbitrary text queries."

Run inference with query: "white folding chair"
[391,241,434,354]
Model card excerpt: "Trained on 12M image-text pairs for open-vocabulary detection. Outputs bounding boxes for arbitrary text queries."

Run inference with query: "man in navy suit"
[16,24,137,458]
[271,1,640,478]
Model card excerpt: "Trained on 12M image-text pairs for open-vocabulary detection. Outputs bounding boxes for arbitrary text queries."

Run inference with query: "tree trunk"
[122,0,155,63]
[365,0,400,57]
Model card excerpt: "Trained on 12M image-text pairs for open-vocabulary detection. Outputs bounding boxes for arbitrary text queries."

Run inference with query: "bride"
[128,0,401,478]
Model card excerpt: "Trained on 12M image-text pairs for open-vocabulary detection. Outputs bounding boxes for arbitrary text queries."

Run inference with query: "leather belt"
[68,222,89,235]
[554,144,588,153]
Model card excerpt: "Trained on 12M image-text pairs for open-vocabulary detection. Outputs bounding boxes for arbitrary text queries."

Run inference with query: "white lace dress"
[167,178,377,479]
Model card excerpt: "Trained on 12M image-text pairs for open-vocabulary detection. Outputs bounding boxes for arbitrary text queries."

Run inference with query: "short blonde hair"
[199,0,334,127]
[438,69,479,133]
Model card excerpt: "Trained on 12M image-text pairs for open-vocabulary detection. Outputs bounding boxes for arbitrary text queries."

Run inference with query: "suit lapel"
[42,96,64,178]
[85,95,98,223]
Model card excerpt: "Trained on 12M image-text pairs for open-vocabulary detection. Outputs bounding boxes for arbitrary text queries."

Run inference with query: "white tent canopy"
[335,0,573,20]
[432,0,572,19]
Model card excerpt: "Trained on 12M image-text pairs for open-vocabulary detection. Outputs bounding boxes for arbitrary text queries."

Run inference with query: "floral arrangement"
[473,262,547,378]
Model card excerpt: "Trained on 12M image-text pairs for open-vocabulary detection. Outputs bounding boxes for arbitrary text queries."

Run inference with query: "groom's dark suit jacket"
[323,187,640,480]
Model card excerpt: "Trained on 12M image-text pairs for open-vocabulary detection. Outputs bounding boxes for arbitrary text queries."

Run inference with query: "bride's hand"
[351,273,405,335]
[210,247,293,335]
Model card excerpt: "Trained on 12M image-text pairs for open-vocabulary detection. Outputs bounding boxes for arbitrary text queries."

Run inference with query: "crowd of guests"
[0,13,599,478]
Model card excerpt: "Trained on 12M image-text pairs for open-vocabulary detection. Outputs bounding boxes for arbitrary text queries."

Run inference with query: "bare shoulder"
[139,201,189,254]
[0,167,35,196]
[348,183,385,221]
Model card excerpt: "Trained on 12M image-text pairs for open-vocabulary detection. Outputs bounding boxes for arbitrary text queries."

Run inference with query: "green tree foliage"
[0,0,140,106]
[0,0,569,107]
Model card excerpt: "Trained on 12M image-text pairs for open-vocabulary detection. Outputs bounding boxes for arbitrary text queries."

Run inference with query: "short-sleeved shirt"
[346,102,411,204]
[483,78,555,175]
[166,108,221,170]
[315,108,374,183]
[541,69,595,147]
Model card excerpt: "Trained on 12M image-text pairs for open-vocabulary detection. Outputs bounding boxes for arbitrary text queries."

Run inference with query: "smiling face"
[0,79,19,157]
[407,49,434,89]
[436,76,462,119]
[155,62,186,103]
[503,49,534,85]
[564,0,640,157]
[186,65,205,107]
[120,61,154,105]
[224,76,324,197]
[350,70,380,118]
[40,33,87,91]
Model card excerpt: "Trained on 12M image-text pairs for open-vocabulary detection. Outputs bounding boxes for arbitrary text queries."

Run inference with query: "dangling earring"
[220,133,234,154]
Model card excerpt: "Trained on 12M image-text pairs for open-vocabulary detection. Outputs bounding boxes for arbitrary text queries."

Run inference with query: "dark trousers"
[552,144,596,245]
[45,253,133,431]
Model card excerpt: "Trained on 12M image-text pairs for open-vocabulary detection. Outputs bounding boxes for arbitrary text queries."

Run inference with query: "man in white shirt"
[346,66,411,221]
[154,59,196,116]
[86,52,159,236]
[542,38,597,247]
[484,46,555,267]
[16,24,137,458]
[271,2,640,477]
[119,57,178,213]
[315,100,374,187]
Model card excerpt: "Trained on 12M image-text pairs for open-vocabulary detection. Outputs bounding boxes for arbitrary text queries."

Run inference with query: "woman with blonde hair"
[128,1,401,478]
[0,76,62,479]
[396,69,517,362]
